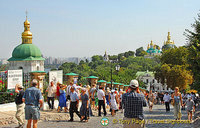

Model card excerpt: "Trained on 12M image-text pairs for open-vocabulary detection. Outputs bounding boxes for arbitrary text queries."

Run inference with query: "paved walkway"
[1,104,195,128]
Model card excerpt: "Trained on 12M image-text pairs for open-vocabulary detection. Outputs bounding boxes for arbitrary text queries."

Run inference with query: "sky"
[0,0,200,58]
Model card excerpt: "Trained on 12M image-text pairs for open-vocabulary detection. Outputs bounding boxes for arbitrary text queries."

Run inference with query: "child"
[184,96,195,122]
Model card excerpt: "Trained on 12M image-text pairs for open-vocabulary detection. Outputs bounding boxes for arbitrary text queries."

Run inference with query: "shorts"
[25,105,40,120]
[92,98,95,101]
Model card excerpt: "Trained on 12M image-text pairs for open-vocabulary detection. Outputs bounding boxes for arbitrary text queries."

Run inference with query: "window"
[37,66,40,71]
[146,79,149,83]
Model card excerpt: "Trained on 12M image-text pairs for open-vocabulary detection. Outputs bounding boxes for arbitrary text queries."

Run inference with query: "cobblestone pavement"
[1,104,195,128]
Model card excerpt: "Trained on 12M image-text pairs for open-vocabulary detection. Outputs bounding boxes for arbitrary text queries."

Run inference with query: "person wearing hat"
[109,90,118,116]
[80,87,89,122]
[184,95,195,122]
[122,80,147,128]
[15,84,25,128]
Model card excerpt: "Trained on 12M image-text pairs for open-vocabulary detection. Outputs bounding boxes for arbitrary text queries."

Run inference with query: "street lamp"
[115,65,120,71]
[110,60,120,89]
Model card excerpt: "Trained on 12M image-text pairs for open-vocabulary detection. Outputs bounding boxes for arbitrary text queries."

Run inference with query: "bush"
[0,92,16,104]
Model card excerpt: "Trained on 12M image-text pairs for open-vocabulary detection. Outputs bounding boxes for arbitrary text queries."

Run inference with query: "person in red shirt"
[56,82,60,111]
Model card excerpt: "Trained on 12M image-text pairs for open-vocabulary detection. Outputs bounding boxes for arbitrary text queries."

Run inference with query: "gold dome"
[24,19,30,25]
[22,17,32,44]
[150,40,153,46]
[165,32,174,45]
[147,44,150,49]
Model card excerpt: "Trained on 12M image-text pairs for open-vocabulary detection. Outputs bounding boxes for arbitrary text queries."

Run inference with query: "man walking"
[68,87,81,121]
[15,84,25,128]
[46,81,56,110]
[163,92,171,112]
[122,80,147,128]
[97,86,107,116]
[22,79,43,128]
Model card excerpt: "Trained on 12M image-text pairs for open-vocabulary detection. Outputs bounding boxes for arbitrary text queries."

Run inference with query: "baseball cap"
[129,80,139,89]
[16,84,24,89]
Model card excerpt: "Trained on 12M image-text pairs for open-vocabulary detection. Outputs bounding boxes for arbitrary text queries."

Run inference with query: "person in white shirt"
[163,92,171,112]
[97,86,107,116]
[46,81,56,110]
[109,90,118,116]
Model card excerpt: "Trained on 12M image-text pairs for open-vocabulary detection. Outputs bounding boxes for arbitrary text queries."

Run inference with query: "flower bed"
[0,92,16,104]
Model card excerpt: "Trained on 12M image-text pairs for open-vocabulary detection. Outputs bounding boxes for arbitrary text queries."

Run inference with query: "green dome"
[8,44,44,61]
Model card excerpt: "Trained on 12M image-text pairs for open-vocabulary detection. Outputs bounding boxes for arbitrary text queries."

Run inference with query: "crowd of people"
[14,79,200,128]
[145,87,199,122]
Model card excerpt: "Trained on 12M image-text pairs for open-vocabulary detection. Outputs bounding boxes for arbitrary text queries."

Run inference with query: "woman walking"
[105,87,110,109]
[148,90,154,111]
[172,87,183,120]
[80,88,89,122]
[58,84,67,113]
[109,90,118,116]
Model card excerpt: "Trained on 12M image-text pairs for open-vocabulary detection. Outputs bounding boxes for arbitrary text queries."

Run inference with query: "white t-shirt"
[97,89,105,100]
[47,85,56,97]
[163,94,171,102]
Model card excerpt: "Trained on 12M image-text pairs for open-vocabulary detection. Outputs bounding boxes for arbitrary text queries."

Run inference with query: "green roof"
[113,82,120,85]
[65,72,78,76]
[107,82,111,84]
[124,85,129,87]
[98,80,106,83]
[119,83,124,86]
[31,71,46,73]
[87,76,98,79]
[8,44,44,61]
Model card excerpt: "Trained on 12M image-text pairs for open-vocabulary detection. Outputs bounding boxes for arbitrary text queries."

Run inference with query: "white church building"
[8,17,44,73]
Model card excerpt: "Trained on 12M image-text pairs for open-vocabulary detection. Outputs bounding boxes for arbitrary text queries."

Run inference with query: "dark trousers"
[84,108,89,120]
[47,97,54,109]
[69,101,81,120]
[165,102,170,111]
[98,100,107,116]
[89,104,93,116]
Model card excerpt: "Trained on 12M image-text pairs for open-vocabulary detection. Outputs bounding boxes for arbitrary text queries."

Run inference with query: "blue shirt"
[23,87,43,106]
[122,91,147,119]
[70,92,79,102]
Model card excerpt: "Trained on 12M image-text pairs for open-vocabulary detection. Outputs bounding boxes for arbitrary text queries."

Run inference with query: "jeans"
[98,100,107,116]
[25,105,40,120]
[47,97,54,109]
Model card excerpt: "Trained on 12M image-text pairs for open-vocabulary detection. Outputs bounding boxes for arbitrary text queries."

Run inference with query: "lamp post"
[115,65,120,72]
[110,60,120,89]
[110,61,113,89]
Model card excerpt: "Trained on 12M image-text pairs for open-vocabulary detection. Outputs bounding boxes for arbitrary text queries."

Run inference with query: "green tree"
[155,47,193,90]
[124,51,135,58]
[185,12,200,91]
[135,47,147,56]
